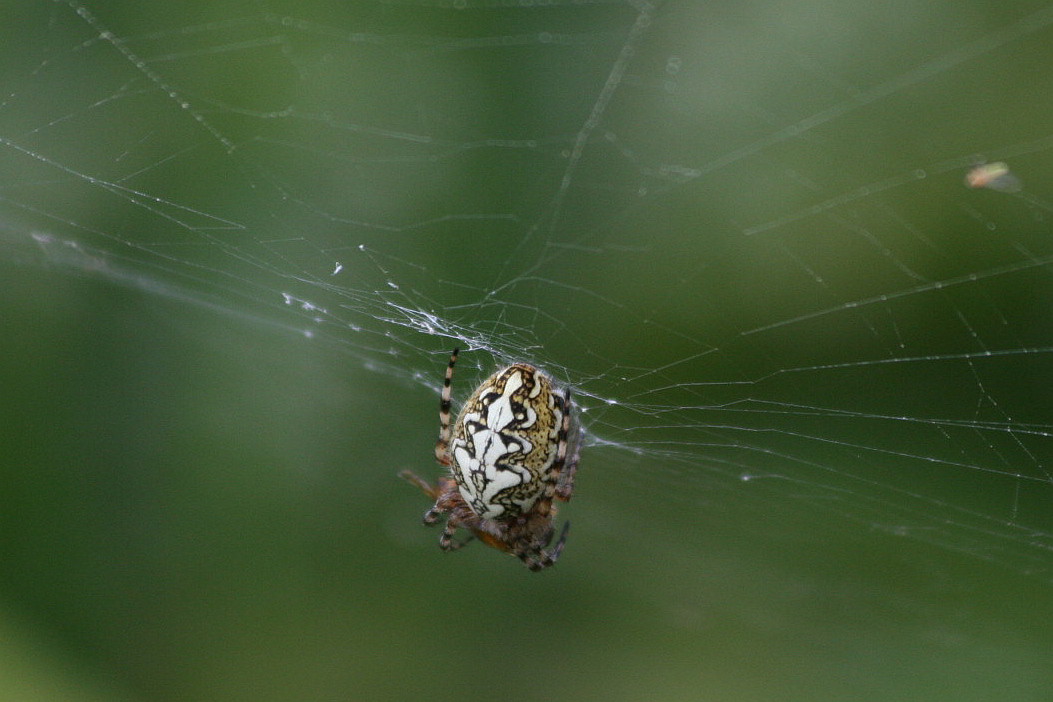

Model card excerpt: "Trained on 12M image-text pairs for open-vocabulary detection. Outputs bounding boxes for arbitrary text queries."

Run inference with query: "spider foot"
[439,525,474,552]
[522,520,570,571]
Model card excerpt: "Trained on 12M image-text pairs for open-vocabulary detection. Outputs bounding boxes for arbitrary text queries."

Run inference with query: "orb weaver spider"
[400,348,578,571]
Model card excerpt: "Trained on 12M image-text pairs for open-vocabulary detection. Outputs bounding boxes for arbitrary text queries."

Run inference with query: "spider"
[399,348,578,571]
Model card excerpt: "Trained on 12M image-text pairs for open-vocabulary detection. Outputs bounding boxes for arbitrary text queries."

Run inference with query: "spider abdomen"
[451,363,564,520]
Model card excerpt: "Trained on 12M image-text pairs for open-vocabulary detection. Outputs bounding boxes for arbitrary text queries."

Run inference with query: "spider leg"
[520,520,570,571]
[399,469,440,499]
[540,523,555,547]
[399,470,447,524]
[553,390,577,502]
[433,348,459,467]
[438,521,474,551]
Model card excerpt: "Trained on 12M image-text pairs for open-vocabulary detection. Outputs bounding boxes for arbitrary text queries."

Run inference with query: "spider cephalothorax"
[400,348,578,571]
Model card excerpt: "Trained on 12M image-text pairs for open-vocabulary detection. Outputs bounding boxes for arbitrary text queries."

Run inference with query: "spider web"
[3,0,1053,599]
[5,0,1053,576]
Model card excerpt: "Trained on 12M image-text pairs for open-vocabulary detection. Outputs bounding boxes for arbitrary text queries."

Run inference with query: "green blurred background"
[2,1,1052,701]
